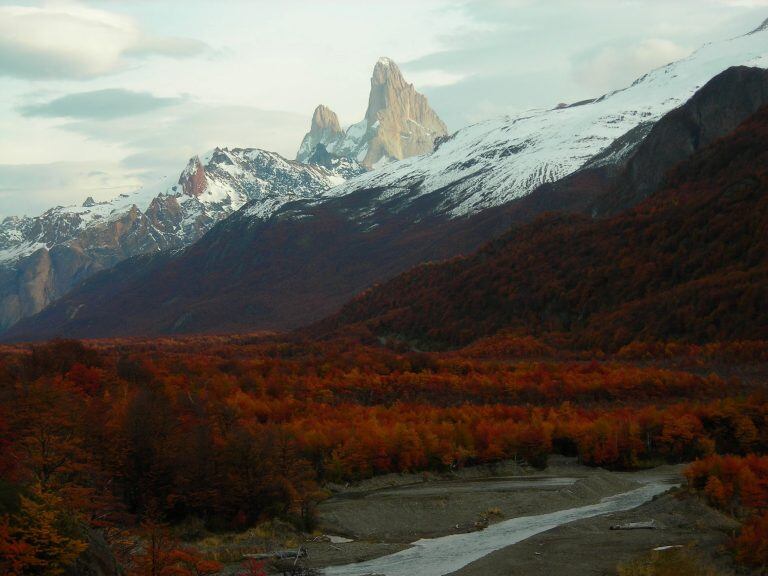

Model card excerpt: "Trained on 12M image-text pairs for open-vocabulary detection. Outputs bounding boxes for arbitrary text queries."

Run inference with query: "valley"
[1,7,768,576]
[311,459,681,575]
[1,334,766,575]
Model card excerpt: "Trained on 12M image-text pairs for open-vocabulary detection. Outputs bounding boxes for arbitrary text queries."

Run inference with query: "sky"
[0,0,767,217]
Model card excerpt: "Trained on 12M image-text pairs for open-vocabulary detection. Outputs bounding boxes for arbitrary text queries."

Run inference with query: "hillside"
[0,148,361,332]
[314,106,768,349]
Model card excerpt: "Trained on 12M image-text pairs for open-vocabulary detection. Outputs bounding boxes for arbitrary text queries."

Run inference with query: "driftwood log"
[610,520,657,530]
[244,547,308,560]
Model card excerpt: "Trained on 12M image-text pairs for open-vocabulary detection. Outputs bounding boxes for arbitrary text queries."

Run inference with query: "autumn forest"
[1,334,767,574]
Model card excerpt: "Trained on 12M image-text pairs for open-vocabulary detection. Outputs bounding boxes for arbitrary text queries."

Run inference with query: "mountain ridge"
[3,22,768,340]
[7,65,768,341]
[325,22,768,218]
[311,103,768,349]
[0,147,362,331]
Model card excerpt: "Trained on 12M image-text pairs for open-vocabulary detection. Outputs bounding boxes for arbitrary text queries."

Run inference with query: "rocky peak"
[296,57,448,169]
[365,57,408,123]
[359,57,448,167]
[311,105,342,136]
[82,196,96,207]
[178,156,208,197]
[296,106,346,163]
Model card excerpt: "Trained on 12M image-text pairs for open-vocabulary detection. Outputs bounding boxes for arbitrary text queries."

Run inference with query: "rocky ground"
[302,458,685,572]
[449,491,738,576]
[209,458,738,575]
[315,457,640,543]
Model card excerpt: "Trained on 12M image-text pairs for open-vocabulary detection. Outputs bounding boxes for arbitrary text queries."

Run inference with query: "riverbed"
[304,459,684,573]
[323,478,675,576]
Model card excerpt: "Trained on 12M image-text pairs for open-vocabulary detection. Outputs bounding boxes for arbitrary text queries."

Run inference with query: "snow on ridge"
[0,241,47,264]
[0,147,362,265]
[3,21,766,264]
[330,23,768,218]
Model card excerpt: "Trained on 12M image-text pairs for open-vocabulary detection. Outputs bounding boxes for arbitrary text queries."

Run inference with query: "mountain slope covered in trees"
[316,105,768,349]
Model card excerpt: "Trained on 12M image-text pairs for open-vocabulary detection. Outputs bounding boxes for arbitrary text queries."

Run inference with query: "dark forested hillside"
[315,106,768,349]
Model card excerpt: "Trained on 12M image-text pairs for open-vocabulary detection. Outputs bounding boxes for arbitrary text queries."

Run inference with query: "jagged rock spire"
[311,105,342,135]
[358,57,448,168]
[296,57,448,169]
[296,105,345,163]
[178,156,207,197]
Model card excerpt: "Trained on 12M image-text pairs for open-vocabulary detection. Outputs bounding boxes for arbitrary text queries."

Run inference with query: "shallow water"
[324,480,675,576]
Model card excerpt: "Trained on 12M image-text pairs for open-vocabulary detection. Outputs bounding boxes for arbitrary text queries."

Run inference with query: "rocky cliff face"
[296,105,345,163]
[358,57,449,167]
[0,148,363,332]
[178,156,208,197]
[296,58,448,168]
[593,66,768,215]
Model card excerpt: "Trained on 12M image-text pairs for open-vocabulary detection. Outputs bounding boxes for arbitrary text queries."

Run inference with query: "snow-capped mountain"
[0,148,362,330]
[11,62,768,343]
[329,20,768,217]
[296,58,448,168]
[3,19,768,340]
[0,147,360,264]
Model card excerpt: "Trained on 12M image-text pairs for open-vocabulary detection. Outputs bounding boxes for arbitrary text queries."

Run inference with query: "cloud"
[572,38,691,95]
[406,69,468,89]
[0,3,209,80]
[0,160,143,217]
[67,102,311,163]
[0,101,312,217]
[720,0,768,6]
[408,0,768,127]
[19,89,184,120]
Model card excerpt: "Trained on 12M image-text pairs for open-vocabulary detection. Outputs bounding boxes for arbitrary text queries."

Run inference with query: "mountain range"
[3,19,768,342]
[0,57,453,335]
[0,148,362,331]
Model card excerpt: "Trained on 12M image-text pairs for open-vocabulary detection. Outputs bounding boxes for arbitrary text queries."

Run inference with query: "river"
[324,478,675,576]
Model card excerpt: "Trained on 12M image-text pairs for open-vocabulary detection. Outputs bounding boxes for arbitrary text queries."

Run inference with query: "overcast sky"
[1,0,766,217]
